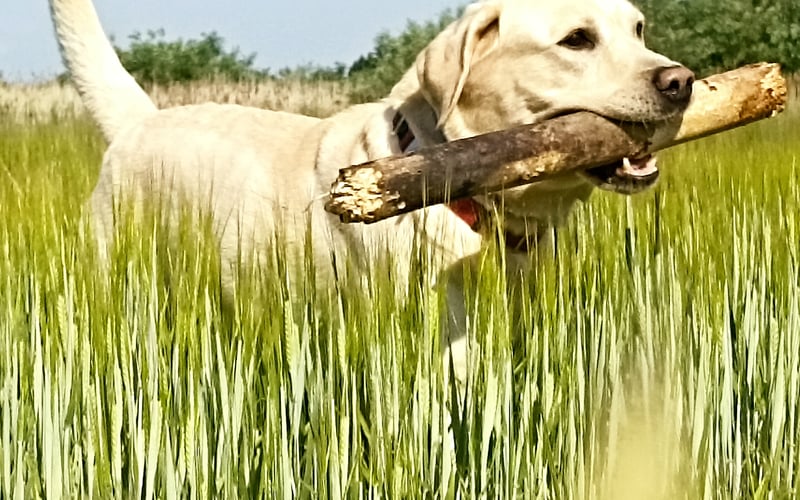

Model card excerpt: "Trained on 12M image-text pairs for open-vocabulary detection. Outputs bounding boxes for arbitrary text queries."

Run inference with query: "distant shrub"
[346,9,461,103]
[276,63,348,82]
[115,30,266,85]
[636,0,800,76]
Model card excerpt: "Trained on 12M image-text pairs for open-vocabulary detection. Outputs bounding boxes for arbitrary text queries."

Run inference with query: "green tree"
[347,9,461,102]
[636,0,800,76]
[115,30,266,85]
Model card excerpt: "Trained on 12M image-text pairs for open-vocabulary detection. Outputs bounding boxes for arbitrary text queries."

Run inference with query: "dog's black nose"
[653,66,695,104]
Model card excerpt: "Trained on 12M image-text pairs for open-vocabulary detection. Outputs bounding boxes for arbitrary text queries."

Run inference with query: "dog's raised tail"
[49,0,157,142]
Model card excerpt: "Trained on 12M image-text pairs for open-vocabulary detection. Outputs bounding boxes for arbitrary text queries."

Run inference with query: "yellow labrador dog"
[50,0,693,375]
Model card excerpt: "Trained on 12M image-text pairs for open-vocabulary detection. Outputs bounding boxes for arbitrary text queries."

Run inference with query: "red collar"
[448,198,483,231]
[448,198,540,252]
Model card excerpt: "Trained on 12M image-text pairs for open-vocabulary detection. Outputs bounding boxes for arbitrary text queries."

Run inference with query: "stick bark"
[326,63,788,223]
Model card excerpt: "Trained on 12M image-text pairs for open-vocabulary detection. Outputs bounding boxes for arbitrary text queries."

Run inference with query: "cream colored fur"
[50,0,688,379]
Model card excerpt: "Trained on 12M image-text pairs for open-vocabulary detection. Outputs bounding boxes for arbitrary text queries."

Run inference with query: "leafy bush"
[115,30,265,85]
[276,63,348,82]
[637,0,800,76]
[346,9,461,102]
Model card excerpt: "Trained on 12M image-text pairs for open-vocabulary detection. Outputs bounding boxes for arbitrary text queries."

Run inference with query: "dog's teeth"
[622,157,632,170]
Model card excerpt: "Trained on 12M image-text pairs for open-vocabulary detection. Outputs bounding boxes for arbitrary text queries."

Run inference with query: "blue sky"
[4,0,458,82]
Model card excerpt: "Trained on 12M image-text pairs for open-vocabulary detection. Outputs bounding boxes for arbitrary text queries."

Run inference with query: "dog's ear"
[417,4,501,127]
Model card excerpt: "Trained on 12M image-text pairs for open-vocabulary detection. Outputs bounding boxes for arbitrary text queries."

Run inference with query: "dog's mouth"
[581,154,660,194]
[554,112,662,195]
[539,109,670,195]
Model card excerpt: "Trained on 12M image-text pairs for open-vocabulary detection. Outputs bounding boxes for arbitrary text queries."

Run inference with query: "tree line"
[108,1,797,103]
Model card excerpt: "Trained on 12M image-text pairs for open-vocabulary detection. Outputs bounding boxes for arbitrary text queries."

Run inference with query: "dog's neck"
[391,107,478,226]
[391,107,545,253]
[391,112,419,154]
[388,66,448,147]
[388,72,549,253]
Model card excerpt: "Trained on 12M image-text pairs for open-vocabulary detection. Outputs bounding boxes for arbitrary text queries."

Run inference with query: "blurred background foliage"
[103,1,799,102]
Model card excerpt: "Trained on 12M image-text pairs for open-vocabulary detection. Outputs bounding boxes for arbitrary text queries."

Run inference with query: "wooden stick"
[326,63,787,223]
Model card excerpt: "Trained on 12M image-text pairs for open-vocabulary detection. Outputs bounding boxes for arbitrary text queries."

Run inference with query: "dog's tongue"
[618,155,658,179]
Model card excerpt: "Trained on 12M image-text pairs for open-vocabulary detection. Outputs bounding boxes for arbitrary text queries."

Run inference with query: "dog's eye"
[558,29,595,50]
[636,21,645,39]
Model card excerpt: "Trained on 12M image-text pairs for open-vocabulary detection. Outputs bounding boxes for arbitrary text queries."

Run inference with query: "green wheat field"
[1,79,799,499]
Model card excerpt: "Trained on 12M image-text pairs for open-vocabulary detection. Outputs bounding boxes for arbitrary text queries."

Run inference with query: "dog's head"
[401,0,693,240]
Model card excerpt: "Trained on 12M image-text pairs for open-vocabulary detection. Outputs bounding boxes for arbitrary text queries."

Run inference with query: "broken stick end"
[326,166,402,223]
[760,62,788,117]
